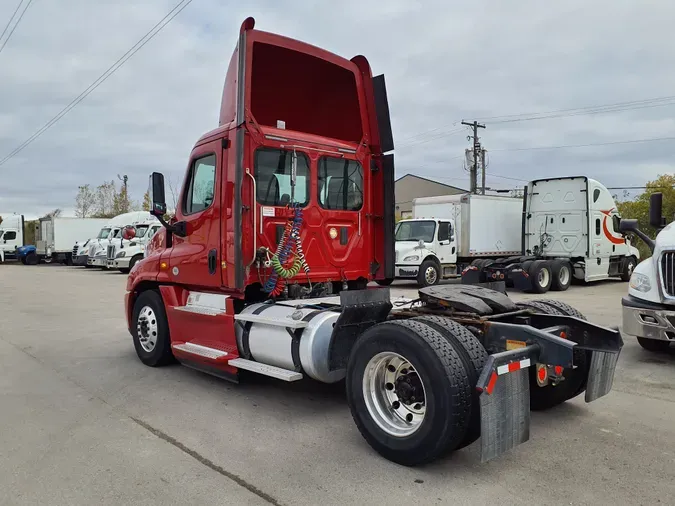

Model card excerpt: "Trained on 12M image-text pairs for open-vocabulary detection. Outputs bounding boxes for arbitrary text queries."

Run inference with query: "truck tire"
[550,260,571,292]
[411,315,487,449]
[637,337,671,353]
[25,252,38,265]
[516,300,589,410]
[417,259,440,287]
[346,319,472,466]
[527,260,552,293]
[131,290,175,367]
[129,254,143,272]
[376,278,394,286]
[620,256,637,282]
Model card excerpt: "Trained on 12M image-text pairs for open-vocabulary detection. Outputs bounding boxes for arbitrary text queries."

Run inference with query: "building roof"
[395,173,467,192]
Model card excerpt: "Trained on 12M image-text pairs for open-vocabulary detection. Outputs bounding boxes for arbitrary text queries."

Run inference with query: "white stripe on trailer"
[496,358,531,375]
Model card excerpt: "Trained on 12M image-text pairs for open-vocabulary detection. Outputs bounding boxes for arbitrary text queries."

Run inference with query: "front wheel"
[346,320,472,466]
[637,337,671,353]
[131,290,175,367]
[621,256,637,282]
[417,260,440,287]
[25,252,38,265]
[376,278,394,286]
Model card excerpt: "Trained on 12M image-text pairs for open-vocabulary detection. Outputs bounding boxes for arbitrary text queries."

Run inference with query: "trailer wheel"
[527,260,552,293]
[131,290,175,367]
[620,256,637,282]
[346,320,472,466]
[516,300,589,410]
[550,260,572,291]
[637,337,671,353]
[412,316,487,449]
[417,259,440,287]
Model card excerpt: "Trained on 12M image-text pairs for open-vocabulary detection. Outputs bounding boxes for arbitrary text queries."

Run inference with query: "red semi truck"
[123,17,623,466]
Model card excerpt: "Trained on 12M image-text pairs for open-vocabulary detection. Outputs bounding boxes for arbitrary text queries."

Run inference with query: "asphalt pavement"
[1,264,674,505]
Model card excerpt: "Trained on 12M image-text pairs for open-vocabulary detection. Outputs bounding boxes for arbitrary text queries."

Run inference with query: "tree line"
[74,179,149,218]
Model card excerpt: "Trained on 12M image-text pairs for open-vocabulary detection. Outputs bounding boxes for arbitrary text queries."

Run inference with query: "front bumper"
[114,257,131,269]
[88,255,107,267]
[73,254,88,266]
[395,264,419,278]
[622,296,675,342]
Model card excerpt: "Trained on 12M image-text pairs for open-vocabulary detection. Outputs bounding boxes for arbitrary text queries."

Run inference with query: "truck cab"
[0,214,24,262]
[620,193,675,352]
[84,211,155,268]
[108,219,161,273]
[394,218,456,286]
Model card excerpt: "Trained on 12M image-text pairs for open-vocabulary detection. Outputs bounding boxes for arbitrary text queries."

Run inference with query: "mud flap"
[476,346,537,462]
[585,350,619,402]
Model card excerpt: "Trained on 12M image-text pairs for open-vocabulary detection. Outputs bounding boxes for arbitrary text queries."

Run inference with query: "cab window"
[437,222,452,242]
[318,157,363,211]
[2,231,16,241]
[255,148,309,207]
[184,154,216,215]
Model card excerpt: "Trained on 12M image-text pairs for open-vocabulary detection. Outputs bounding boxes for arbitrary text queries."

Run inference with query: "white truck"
[620,193,675,353]
[394,176,640,292]
[0,213,25,263]
[31,217,109,265]
[393,194,523,286]
[106,218,161,273]
[83,211,155,268]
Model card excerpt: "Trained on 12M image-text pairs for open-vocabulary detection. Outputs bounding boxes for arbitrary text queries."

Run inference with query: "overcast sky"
[1,0,674,218]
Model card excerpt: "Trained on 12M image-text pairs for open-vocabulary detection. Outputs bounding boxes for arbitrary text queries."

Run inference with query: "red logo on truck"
[600,209,626,245]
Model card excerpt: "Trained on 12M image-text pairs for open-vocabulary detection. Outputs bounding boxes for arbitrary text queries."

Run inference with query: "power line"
[0,0,194,167]
[489,135,675,153]
[0,0,33,56]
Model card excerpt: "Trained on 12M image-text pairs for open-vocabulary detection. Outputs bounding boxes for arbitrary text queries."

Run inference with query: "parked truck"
[0,213,25,263]
[107,218,161,273]
[124,17,622,466]
[393,194,523,286]
[19,217,109,265]
[82,211,154,268]
[620,193,674,353]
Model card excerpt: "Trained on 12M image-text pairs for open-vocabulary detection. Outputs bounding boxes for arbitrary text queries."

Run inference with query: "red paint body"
[125,18,392,370]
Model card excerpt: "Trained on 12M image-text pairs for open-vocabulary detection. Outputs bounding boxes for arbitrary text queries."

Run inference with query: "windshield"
[97,228,111,239]
[135,226,149,238]
[395,221,436,243]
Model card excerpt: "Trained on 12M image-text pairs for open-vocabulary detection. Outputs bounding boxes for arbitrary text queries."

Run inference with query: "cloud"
[1,0,674,218]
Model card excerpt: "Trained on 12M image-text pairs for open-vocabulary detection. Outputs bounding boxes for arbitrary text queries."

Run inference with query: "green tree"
[75,184,96,217]
[617,173,674,258]
[142,191,151,211]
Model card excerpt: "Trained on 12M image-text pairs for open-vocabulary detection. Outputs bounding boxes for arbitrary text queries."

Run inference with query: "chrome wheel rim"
[628,261,635,276]
[362,352,427,437]
[425,266,438,285]
[137,306,158,352]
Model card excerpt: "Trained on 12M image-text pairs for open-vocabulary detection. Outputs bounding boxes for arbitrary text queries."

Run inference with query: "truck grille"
[107,245,116,261]
[72,245,78,257]
[662,251,675,297]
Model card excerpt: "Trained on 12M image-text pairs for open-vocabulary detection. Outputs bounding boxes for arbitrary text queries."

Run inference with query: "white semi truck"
[106,218,161,273]
[620,193,675,352]
[394,176,640,292]
[81,211,154,268]
[0,213,25,263]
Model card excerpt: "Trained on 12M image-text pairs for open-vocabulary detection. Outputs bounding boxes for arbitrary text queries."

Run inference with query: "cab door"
[167,141,222,288]
[436,221,456,265]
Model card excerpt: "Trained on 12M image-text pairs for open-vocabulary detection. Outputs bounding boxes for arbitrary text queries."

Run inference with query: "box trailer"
[30,217,110,265]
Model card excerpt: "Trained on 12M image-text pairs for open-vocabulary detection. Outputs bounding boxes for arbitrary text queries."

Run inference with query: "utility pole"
[118,174,129,211]
[481,148,487,195]
[461,120,485,194]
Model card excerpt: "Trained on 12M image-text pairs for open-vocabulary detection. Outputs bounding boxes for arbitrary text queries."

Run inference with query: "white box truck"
[465,176,640,293]
[391,193,522,287]
[0,213,25,263]
[30,217,109,265]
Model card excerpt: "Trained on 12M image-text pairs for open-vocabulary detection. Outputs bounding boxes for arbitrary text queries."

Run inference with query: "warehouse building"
[395,174,466,219]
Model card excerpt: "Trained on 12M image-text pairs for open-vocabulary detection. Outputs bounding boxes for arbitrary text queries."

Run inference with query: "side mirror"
[149,172,167,218]
[122,226,136,241]
[620,218,655,252]
[649,192,665,229]
[417,239,425,249]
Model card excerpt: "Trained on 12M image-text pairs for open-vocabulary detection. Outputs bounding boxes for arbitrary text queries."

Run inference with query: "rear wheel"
[346,320,472,466]
[417,259,440,287]
[516,300,589,410]
[637,337,671,353]
[527,260,552,293]
[131,290,175,367]
[550,260,571,291]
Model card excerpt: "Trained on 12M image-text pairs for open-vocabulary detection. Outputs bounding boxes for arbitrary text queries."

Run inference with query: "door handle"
[208,249,217,275]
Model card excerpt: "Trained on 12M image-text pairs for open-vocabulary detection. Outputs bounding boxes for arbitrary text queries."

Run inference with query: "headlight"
[116,251,126,258]
[403,255,420,262]
[629,272,651,292]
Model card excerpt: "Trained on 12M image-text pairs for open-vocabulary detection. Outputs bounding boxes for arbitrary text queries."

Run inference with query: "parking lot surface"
[1,264,674,505]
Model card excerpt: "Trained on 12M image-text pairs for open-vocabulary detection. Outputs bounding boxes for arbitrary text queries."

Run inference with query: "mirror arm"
[633,229,655,252]
[156,214,187,238]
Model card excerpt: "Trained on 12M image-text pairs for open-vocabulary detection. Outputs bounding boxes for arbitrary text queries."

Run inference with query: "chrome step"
[172,343,228,360]
[233,313,308,329]
[174,305,226,316]
[228,358,303,381]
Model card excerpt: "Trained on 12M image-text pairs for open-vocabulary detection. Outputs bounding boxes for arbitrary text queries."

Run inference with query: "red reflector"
[508,361,520,372]
[560,331,567,339]
[537,367,547,382]
[486,371,498,394]
[555,365,563,375]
